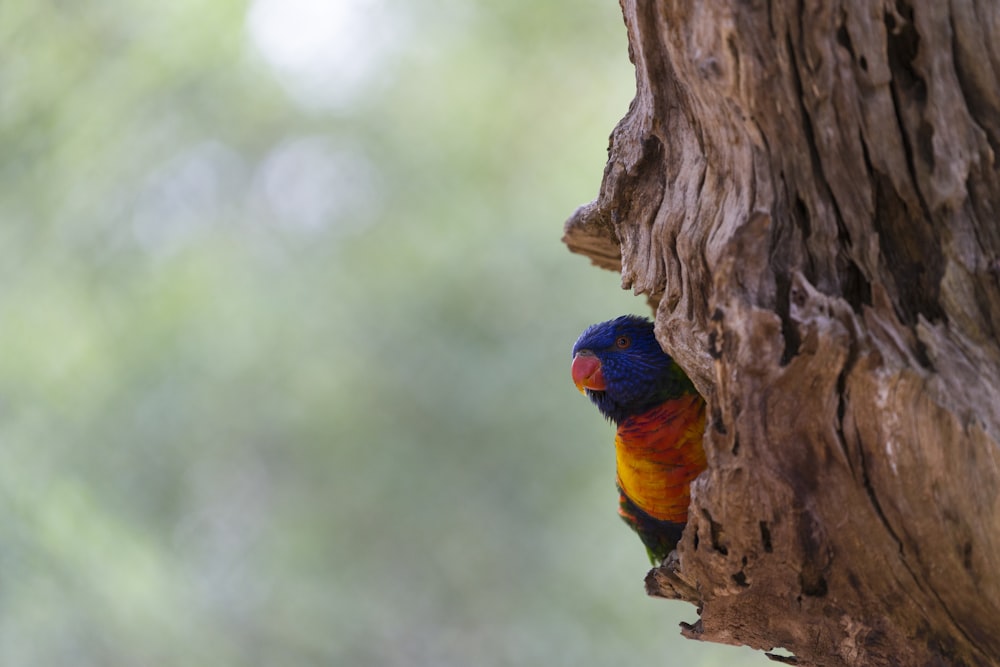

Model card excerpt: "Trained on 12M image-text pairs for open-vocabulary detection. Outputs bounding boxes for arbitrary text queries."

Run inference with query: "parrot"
[571,315,707,563]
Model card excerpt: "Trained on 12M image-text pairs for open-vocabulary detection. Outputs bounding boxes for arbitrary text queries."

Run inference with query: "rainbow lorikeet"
[571,315,707,563]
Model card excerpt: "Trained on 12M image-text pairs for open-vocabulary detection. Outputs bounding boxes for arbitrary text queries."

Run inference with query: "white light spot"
[132,142,246,253]
[254,136,381,234]
[245,0,402,109]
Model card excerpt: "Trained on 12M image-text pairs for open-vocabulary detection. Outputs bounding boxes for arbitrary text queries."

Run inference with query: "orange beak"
[571,353,606,393]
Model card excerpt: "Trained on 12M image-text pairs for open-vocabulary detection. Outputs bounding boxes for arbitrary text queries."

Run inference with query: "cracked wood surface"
[564,2,1000,665]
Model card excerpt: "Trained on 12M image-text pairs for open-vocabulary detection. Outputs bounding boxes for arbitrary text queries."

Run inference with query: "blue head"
[571,315,694,424]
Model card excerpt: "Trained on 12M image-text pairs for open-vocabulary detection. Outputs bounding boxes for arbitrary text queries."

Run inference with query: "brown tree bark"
[563,2,1000,665]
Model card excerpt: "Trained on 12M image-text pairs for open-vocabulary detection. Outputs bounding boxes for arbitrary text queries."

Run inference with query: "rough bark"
[564,2,1000,665]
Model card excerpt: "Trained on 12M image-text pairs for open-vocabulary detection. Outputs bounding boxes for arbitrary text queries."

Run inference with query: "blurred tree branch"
[564,1,1000,665]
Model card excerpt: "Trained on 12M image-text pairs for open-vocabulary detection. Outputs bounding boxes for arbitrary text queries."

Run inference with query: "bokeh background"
[1,1,770,665]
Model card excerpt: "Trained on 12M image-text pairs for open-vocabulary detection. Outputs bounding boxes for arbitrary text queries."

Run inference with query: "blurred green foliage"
[0,1,769,665]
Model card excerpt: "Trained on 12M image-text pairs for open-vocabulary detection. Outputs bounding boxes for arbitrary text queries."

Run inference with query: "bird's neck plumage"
[587,364,697,426]
[614,393,707,525]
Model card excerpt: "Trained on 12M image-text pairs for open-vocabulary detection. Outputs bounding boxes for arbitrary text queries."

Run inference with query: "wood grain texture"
[564,1,1000,664]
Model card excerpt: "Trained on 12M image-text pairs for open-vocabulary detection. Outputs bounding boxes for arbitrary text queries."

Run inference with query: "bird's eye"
[615,335,631,349]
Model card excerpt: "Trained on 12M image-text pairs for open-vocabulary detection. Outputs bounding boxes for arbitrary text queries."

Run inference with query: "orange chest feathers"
[614,394,707,525]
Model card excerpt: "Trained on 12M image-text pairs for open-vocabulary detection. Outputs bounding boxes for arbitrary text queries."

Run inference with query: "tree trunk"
[563,1,1000,665]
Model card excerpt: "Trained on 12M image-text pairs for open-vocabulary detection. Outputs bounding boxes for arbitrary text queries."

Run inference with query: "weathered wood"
[563,1,1000,665]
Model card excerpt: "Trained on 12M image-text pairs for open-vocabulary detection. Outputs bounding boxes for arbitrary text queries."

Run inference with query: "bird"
[571,315,707,563]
